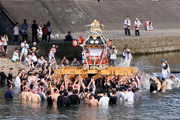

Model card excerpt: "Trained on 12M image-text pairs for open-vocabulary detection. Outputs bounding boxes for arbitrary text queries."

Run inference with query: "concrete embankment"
[6,35,180,60]
[115,35,180,55]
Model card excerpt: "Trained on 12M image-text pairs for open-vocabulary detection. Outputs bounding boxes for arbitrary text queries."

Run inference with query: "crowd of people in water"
[3,65,144,107]
[0,17,177,109]
[1,44,179,108]
[2,60,179,108]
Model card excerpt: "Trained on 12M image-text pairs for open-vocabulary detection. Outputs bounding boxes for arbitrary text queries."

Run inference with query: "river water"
[1,52,180,120]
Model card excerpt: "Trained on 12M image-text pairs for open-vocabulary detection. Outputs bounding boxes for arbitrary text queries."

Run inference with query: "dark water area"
[1,51,180,120]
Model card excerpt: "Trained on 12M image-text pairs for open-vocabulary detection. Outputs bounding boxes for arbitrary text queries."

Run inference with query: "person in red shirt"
[42,24,48,43]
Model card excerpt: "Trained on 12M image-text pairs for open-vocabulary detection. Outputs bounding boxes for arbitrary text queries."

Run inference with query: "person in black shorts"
[7,68,13,85]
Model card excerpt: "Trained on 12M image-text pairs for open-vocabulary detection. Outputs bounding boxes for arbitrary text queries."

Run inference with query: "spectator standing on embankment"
[31,20,38,43]
[20,40,29,62]
[124,16,131,36]
[47,21,52,42]
[134,18,141,36]
[13,22,19,45]
[21,19,29,42]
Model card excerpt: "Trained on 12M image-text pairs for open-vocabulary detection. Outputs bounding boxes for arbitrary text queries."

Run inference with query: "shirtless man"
[29,89,41,102]
[52,88,59,102]
[83,88,91,104]
[19,87,29,101]
[160,78,167,93]
[89,95,99,107]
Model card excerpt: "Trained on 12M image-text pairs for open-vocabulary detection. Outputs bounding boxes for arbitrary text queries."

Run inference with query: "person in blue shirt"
[4,84,13,99]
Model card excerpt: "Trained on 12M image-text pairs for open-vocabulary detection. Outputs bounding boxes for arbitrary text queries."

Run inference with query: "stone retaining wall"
[114,35,180,55]
[7,35,180,59]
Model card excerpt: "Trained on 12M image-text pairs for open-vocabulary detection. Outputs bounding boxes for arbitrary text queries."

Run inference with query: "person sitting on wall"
[64,31,73,41]
[12,49,19,62]
[61,56,69,66]
[29,42,39,55]
[71,58,80,66]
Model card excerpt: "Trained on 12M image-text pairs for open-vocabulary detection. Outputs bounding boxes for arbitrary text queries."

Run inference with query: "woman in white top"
[1,35,8,53]
[12,49,19,62]
[37,25,43,38]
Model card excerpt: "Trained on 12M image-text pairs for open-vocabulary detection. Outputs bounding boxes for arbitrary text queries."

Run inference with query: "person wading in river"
[162,59,170,79]
[89,95,99,107]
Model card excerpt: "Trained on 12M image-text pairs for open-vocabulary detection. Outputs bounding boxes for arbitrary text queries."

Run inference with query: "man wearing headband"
[4,84,13,99]
[19,87,29,101]
[29,89,41,102]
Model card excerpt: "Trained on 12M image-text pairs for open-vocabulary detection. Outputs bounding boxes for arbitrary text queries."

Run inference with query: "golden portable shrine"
[54,20,136,80]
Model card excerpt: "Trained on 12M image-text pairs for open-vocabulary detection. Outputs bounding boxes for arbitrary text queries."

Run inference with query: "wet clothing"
[57,95,64,107]
[166,79,174,90]
[124,91,134,102]
[47,96,53,106]
[115,91,125,101]
[173,78,180,88]
[99,97,110,106]
[69,94,80,105]
[7,73,13,85]
[150,82,157,92]
[57,95,71,107]
[109,96,117,104]
[134,92,143,101]
[162,63,170,79]
[4,89,13,98]
[38,93,45,101]
[0,71,7,86]
[96,95,102,101]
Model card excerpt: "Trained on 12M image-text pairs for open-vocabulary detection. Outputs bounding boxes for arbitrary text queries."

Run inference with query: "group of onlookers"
[13,19,52,44]
[124,16,153,37]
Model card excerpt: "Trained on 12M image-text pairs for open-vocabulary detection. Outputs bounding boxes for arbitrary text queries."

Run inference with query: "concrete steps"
[0,0,180,34]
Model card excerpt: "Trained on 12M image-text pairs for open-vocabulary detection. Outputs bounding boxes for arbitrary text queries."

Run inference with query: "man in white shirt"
[13,22,19,45]
[123,49,132,67]
[24,55,32,66]
[14,72,21,87]
[166,76,174,90]
[172,74,180,88]
[99,92,110,106]
[110,46,117,67]
[20,40,29,62]
[124,88,134,102]
[124,16,131,36]
[37,56,47,68]
[31,52,38,67]
[134,18,141,36]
